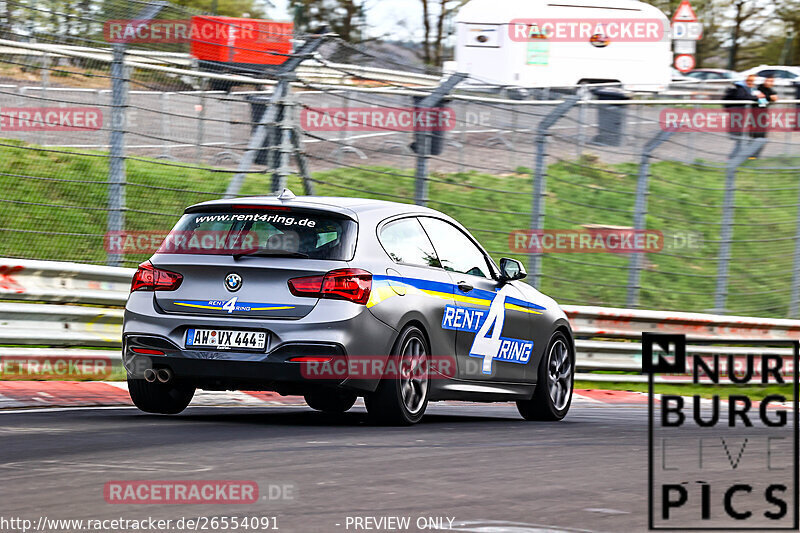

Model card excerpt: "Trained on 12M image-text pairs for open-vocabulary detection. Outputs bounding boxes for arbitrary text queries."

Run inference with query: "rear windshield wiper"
[233,249,310,260]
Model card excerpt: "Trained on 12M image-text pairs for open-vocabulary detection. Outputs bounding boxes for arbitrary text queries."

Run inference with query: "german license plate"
[186,329,266,351]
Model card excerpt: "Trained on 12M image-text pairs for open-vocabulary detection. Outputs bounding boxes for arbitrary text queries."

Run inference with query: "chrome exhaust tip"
[143,368,157,383]
[156,368,173,384]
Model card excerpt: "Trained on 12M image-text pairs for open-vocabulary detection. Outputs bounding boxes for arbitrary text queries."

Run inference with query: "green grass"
[1,139,798,318]
[575,380,795,401]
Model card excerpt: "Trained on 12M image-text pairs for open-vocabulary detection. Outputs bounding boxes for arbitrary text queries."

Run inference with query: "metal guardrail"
[2,258,799,381]
[0,40,441,88]
[0,258,134,306]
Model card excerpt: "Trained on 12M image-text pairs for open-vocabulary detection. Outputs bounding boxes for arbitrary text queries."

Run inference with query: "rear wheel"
[128,378,195,415]
[304,389,357,414]
[365,326,429,425]
[517,331,574,421]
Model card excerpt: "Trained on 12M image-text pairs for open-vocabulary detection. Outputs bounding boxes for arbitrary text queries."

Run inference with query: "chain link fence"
[2,0,800,318]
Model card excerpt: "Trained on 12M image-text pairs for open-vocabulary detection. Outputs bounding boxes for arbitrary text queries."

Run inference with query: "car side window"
[379,218,441,268]
[419,217,492,279]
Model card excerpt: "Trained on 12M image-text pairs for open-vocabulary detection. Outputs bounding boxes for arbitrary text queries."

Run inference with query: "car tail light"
[288,269,372,305]
[131,348,165,355]
[131,261,183,292]
[288,356,334,363]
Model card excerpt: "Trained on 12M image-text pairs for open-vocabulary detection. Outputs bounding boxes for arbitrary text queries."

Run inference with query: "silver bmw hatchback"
[123,190,575,425]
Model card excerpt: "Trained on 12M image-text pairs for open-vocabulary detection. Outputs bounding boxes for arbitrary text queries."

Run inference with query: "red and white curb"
[0,382,659,410]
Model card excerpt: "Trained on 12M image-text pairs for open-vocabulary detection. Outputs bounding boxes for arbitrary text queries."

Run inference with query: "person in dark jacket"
[752,76,777,140]
[723,74,763,138]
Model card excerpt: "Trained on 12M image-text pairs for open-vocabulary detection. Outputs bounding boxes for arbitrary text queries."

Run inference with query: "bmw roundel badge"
[225,273,243,292]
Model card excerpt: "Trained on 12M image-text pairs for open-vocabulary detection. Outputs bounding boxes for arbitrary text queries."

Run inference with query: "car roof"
[185,193,450,220]
[743,65,800,72]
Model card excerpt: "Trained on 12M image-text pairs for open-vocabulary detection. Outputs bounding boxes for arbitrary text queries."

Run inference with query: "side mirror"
[499,258,527,282]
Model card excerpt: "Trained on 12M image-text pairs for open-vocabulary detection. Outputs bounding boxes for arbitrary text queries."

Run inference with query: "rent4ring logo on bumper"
[645,333,799,530]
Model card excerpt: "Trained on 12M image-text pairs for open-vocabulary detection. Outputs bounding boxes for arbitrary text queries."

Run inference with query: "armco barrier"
[1,258,799,381]
[0,258,133,306]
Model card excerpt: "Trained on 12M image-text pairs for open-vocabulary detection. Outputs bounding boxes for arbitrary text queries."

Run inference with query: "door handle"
[457,282,473,293]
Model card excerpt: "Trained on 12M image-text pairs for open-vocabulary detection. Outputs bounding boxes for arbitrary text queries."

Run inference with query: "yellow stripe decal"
[505,303,544,315]
[174,303,220,310]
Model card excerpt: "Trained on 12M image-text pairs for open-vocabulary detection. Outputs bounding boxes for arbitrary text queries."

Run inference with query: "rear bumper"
[123,293,398,393]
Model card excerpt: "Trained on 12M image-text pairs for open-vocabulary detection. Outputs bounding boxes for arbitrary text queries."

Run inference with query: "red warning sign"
[672,0,698,22]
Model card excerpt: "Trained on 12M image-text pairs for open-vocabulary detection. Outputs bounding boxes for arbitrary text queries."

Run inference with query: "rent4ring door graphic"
[451,276,532,382]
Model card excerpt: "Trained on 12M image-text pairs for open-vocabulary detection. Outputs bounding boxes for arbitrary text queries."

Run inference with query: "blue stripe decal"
[372,275,546,312]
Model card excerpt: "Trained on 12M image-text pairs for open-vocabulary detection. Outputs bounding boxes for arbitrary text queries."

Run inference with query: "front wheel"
[517,331,574,421]
[128,378,195,415]
[365,326,430,425]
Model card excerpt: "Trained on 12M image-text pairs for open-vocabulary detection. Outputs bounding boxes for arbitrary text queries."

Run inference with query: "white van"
[454,0,672,91]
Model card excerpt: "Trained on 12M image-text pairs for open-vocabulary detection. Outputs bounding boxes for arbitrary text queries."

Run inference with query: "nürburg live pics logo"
[645,333,799,530]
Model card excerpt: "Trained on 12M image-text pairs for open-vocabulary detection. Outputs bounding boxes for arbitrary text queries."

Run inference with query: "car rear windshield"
[161,208,358,260]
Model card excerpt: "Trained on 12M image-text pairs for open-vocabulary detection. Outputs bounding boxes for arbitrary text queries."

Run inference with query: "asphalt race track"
[0,401,793,533]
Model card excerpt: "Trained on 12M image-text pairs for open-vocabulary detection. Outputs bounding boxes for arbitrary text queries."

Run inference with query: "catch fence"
[2,0,800,318]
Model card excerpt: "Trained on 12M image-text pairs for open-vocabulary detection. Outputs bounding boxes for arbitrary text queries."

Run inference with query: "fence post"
[195,92,206,162]
[159,92,172,159]
[38,51,50,146]
[626,130,673,308]
[576,86,588,159]
[413,73,467,206]
[714,137,767,313]
[106,2,165,266]
[107,43,127,267]
[272,91,295,191]
[291,126,315,195]
[509,104,517,170]
[789,181,800,318]
[528,97,579,288]
[224,31,329,198]
[413,99,432,206]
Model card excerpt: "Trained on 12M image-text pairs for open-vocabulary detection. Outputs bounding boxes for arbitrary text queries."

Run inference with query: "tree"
[290,0,365,41]
[724,0,769,69]
[171,0,269,18]
[4,0,271,47]
[773,0,800,64]
[419,0,467,65]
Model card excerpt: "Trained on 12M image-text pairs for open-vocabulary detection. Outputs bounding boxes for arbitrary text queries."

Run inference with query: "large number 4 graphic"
[470,287,510,374]
[223,297,238,314]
